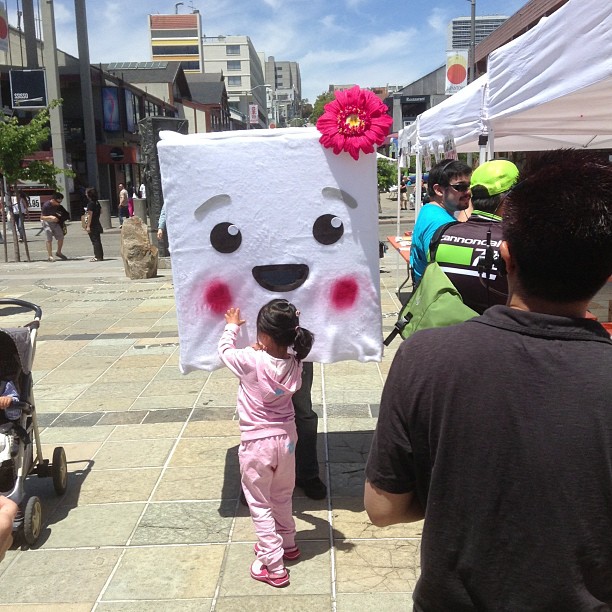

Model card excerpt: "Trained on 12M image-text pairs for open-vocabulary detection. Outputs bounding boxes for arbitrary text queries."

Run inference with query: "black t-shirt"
[366,306,612,610]
[86,199,102,229]
[432,211,507,314]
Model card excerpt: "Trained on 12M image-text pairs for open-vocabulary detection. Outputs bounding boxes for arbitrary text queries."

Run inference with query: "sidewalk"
[0,216,418,611]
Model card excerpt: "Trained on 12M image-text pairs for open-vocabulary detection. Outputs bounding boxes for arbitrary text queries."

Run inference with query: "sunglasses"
[448,182,471,193]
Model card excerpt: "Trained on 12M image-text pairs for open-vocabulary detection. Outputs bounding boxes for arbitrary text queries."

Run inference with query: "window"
[227,60,241,71]
[226,45,240,56]
[152,45,199,56]
[227,76,242,87]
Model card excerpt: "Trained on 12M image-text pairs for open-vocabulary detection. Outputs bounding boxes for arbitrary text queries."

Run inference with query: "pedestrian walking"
[40,192,69,262]
[84,187,104,262]
[118,183,129,227]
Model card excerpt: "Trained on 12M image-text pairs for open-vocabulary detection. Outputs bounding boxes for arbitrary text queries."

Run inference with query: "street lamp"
[246,83,271,129]
[468,0,476,83]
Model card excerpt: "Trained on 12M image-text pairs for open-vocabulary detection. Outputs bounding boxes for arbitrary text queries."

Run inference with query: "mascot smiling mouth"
[252,264,309,292]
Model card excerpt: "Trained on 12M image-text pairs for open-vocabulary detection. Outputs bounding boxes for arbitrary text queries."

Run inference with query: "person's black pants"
[293,362,319,481]
[89,231,104,260]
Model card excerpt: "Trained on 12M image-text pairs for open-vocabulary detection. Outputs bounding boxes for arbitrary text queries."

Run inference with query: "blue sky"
[8,0,525,103]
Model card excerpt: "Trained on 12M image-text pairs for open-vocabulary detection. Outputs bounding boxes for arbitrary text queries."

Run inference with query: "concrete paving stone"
[40,425,115,443]
[153,465,241,502]
[32,383,92,401]
[0,548,122,604]
[219,541,331,597]
[169,436,240,468]
[112,354,171,368]
[215,595,333,611]
[153,366,209,381]
[92,438,175,469]
[182,420,239,437]
[97,601,213,611]
[336,593,413,611]
[331,497,424,540]
[334,539,420,594]
[0,605,92,612]
[327,432,373,464]
[66,396,135,413]
[41,441,102,466]
[130,500,235,545]
[40,502,145,548]
[326,403,373,418]
[51,355,120,370]
[36,368,106,384]
[369,404,380,417]
[97,410,147,425]
[47,412,103,427]
[142,378,205,397]
[190,406,237,421]
[323,362,382,376]
[324,389,385,405]
[58,467,161,506]
[129,395,195,411]
[324,375,383,391]
[329,463,367,497]
[96,367,160,382]
[127,342,178,355]
[326,417,377,432]
[35,400,79,414]
[82,381,150,399]
[103,545,225,601]
[142,408,192,424]
[109,422,184,441]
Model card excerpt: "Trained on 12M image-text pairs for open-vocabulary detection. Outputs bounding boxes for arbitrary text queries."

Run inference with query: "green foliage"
[377,158,397,192]
[0,100,73,191]
[309,91,335,124]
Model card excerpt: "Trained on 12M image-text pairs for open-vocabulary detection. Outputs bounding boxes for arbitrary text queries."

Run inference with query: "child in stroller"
[0,298,68,546]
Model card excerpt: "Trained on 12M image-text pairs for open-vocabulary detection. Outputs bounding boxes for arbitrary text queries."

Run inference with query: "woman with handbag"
[40,192,69,262]
[84,187,104,262]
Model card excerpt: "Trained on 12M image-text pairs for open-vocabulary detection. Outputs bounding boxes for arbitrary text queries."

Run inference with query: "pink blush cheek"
[203,280,233,314]
[330,276,359,311]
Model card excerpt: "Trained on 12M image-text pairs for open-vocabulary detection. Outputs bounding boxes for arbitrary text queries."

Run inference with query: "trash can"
[99,199,112,229]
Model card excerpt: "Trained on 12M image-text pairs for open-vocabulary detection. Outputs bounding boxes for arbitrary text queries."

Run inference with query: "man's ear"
[499,240,512,277]
[433,183,444,198]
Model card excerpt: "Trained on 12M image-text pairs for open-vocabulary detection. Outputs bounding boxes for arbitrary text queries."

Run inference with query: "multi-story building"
[202,35,268,128]
[149,12,203,73]
[265,56,302,127]
[447,15,508,50]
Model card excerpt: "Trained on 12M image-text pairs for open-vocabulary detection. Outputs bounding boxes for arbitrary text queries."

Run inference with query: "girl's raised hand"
[225,307,245,326]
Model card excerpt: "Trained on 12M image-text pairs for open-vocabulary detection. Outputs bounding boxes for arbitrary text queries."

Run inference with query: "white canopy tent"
[403,0,612,155]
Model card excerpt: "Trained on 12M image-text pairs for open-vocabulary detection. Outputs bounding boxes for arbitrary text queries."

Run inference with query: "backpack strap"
[428,221,459,263]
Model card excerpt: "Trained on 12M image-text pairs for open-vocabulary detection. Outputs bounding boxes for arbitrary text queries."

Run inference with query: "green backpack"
[384,223,479,345]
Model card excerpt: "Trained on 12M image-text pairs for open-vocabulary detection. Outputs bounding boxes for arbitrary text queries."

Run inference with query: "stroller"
[0,298,67,545]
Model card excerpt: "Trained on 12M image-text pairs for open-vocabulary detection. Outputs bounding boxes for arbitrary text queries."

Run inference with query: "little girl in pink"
[218,299,314,588]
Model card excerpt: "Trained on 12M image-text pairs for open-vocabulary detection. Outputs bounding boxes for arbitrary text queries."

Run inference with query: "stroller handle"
[0,298,42,321]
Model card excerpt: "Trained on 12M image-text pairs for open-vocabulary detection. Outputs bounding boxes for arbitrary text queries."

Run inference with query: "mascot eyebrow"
[321,187,358,209]
[194,194,232,221]
[194,188,357,221]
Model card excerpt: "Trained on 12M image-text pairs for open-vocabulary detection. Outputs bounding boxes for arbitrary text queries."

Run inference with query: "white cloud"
[428,7,450,34]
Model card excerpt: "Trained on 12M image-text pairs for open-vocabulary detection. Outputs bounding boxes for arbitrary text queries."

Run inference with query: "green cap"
[470,160,519,197]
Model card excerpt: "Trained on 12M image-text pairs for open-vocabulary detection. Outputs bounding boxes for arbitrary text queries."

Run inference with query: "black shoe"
[296,476,327,500]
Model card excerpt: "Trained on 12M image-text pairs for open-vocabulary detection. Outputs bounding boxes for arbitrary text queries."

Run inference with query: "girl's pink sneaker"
[250,559,290,588]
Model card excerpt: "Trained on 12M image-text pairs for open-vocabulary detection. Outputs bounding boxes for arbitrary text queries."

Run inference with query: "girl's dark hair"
[256,299,314,362]
[85,187,98,201]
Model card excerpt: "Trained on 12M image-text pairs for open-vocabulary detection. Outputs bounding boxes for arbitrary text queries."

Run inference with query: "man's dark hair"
[427,159,472,196]
[53,191,63,201]
[471,186,503,214]
[503,149,612,303]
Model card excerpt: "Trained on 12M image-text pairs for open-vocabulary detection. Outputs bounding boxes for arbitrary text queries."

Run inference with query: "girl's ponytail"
[293,325,314,362]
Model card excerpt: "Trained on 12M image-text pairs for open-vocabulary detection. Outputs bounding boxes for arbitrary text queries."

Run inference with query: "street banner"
[9,69,48,109]
[445,50,468,94]
[0,2,8,54]
[249,104,258,124]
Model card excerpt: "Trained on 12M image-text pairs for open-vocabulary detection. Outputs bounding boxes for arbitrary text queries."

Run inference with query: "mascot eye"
[210,222,242,253]
[313,214,344,245]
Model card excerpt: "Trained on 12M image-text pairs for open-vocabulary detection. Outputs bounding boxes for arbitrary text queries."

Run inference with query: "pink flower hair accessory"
[316,85,393,161]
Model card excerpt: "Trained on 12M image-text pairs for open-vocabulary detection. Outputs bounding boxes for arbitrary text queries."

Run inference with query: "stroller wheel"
[52,447,67,495]
[23,496,42,545]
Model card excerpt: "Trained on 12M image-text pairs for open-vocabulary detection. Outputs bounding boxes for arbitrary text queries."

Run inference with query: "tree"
[0,100,73,262]
[309,91,335,124]
[377,158,397,193]
[0,100,71,190]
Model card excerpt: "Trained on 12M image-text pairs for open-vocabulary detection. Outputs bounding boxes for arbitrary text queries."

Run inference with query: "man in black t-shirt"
[365,150,612,610]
